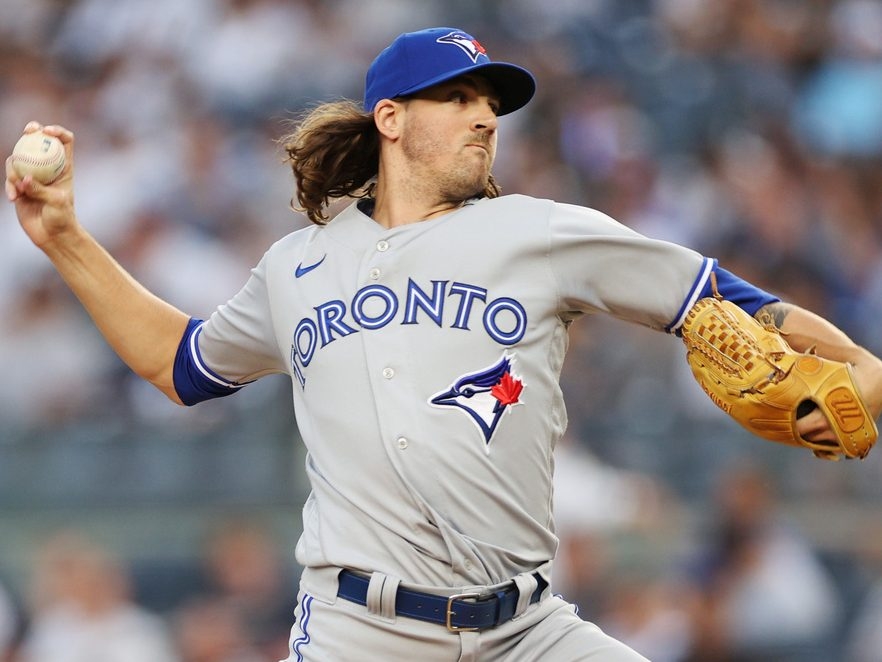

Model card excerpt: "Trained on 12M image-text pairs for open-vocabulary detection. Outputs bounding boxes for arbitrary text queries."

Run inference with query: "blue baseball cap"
[364,27,536,116]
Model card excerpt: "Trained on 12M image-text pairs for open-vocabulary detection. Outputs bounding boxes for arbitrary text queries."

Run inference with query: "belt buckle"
[445,592,482,632]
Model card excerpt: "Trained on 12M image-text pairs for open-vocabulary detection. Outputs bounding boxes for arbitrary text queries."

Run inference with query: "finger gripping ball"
[11,132,66,184]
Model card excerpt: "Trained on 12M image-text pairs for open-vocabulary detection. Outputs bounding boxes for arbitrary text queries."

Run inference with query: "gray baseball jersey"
[183,193,714,597]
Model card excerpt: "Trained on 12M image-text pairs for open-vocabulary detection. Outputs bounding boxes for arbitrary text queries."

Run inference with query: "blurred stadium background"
[2,1,882,660]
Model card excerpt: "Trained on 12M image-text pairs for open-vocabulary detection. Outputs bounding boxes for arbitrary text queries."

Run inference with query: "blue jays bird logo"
[429,353,524,451]
[436,31,488,63]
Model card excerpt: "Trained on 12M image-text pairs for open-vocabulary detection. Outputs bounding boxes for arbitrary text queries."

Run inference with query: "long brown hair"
[281,100,377,225]
[281,99,501,225]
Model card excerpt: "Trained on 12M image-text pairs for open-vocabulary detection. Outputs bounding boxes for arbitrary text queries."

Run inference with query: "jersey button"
[397,437,408,450]
[369,268,381,280]
[382,367,395,379]
[376,240,390,252]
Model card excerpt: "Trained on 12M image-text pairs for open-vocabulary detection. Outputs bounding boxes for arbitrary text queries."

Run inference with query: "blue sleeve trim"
[665,257,715,333]
[173,318,248,406]
[666,261,780,334]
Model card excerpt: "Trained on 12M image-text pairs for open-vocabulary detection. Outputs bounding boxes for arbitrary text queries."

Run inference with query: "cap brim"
[396,61,536,116]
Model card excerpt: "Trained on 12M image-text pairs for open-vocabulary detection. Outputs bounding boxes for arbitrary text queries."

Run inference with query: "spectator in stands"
[685,462,843,661]
[17,530,179,662]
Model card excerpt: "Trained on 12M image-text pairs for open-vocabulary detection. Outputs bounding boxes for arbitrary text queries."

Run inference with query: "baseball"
[11,131,66,185]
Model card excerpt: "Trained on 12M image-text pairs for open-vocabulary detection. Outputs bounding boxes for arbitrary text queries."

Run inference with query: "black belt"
[337,570,547,632]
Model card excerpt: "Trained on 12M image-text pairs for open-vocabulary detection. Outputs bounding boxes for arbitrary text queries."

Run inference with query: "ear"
[374,99,403,140]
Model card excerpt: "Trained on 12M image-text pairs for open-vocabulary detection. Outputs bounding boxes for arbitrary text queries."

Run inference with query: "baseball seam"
[13,154,63,167]
[12,142,65,182]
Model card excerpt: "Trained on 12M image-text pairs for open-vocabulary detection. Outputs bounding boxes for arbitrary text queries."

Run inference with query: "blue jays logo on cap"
[429,352,524,452]
[364,27,536,116]
[436,30,487,63]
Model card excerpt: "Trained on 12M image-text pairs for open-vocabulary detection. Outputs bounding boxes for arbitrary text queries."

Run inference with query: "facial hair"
[400,119,493,203]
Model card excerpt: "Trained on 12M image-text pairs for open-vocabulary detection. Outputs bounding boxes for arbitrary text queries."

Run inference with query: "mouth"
[466,143,490,155]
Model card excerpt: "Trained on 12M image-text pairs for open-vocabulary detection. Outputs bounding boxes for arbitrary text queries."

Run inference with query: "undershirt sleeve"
[664,263,780,334]
[173,318,249,406]
[701,266,781,314]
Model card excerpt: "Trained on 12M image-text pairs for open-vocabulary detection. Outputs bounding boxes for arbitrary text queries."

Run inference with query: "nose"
[472,103,499,132]
[472,111,499,132]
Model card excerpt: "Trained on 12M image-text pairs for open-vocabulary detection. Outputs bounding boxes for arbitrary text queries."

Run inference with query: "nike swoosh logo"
[295,255,326,278]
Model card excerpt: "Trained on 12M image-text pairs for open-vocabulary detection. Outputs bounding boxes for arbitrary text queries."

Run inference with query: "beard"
[400,123,494,203]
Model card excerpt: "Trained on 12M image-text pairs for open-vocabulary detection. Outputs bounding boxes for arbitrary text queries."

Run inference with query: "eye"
[461,387,476,397]
[449,90,467,104]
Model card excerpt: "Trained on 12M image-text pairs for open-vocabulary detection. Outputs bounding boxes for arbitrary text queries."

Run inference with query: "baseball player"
[6,26,882,662]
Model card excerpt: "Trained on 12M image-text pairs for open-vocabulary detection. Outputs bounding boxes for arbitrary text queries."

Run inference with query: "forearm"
[757,301,882,415]
[758,302,867,359]
[7,123,188,403]
[43,224,189,403]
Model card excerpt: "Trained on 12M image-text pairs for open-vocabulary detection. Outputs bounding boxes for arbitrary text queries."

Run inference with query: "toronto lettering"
[291,279,527,386]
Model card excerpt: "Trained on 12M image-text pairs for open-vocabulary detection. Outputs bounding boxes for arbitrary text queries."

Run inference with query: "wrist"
[40,221,92,262]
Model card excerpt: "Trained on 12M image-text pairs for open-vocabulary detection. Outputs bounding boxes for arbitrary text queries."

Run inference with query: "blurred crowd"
[3,0,882,660]
[0,520,297,662]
